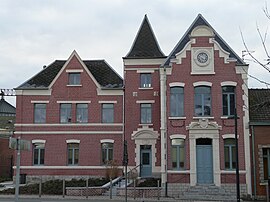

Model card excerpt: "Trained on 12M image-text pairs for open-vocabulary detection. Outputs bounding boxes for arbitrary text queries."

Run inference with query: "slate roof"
[163,14,245,66]
[249,89,270,123]
[124,15,166,59]
[0,93,16,116]
[17,60,123,89]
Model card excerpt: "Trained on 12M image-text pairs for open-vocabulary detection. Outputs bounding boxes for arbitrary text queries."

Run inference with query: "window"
[171,139,185,170]
[68,73,81,85]
[170,87,184,117]
[263,148,270,180]
[222,86,235,116]
[102,104,114,123]
[34,104,46,123]
[101,142,113,164]
[140,73,152,88]
[67,143,79,165]
[76,104,88,123]
[60,104,72,123]
[194,86,211,116]
[224,138,236,170]
[33,143,45,165]
[141,103,152,124]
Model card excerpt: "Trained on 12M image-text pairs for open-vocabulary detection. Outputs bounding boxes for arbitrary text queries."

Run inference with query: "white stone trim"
[220,170,247,174]
[96,89,124,96]
[16,166,118,169]
[57,101,91,103]
[211,39,230,64]
[32,139,46,144]
[66,84,82,87]
[66,69,83,73]
[169,134,186,140]
[191,25,214,37]
[222,134,236,139]
[100,139,115,143]
[131,127,159,177]
[98,101,117,104]
[168,117,186,120]
[66,139,80,144]
[15,89,52,96]
[136,100,155,104]
[193,81,212,87]
[15,131,123,135]
[167,170,190,174]
[31,100,49,103]
[221,81,237,86]
[123,58,165,66]
[15,123,123,127]
[187,120,221,186]
[174,40,193,65]
[136,69,155,73]
[169,82,185,87]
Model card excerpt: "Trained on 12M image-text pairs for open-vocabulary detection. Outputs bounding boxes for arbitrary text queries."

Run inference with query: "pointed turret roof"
[125,15,166,59]
[163,14,245,66]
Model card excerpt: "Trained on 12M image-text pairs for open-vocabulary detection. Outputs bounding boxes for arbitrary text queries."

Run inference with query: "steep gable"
[163,14,245,66]
[124,15,166,59]
[17,52,123,90]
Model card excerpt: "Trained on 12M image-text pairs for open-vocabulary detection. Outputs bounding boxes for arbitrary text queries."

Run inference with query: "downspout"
[160,66,167,189]
[251,125,257,199]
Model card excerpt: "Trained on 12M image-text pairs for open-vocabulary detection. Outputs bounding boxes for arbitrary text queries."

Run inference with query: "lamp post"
[229,106,240,202]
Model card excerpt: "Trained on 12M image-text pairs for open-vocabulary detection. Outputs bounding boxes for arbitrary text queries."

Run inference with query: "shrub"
[0,178,109,195]
[137,178,161,187]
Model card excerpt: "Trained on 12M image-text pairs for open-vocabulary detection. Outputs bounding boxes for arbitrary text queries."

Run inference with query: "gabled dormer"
[16,51,123,96]
[124,15,166,66]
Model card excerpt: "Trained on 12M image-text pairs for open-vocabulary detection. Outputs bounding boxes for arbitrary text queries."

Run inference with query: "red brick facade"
[14,14,252,197]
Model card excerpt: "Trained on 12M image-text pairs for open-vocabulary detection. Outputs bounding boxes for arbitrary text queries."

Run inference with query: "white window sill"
[139,123,153,126]
[167,170,190,174]
[66,85,82,87]
[139,87,153,90]
[169,117,186,120]
[192,116,214,119]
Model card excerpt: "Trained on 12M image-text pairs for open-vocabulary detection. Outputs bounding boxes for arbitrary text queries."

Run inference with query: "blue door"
[196,144,213,184]
[140,146,152,177]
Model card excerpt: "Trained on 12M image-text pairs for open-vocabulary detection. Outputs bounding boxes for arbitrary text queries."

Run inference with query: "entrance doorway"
[140,145,152,177]
[196,138,213,184]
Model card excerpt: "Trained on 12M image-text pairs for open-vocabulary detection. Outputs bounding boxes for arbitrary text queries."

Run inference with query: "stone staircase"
[179,184,236,201]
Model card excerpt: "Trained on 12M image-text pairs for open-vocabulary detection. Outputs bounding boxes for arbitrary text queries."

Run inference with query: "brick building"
[15,14,252,197]
[249,89,270,199]
[0,92,15,178]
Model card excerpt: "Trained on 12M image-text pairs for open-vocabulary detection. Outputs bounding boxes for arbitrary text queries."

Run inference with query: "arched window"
[170,87,184,117]
[171,139,185,170]
[194,86,211,116]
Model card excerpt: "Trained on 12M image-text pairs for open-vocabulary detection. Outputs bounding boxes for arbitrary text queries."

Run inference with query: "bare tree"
[240,1,270,86]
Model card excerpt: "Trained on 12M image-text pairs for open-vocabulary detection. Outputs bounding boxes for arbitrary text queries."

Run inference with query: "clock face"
[197,52,208,64]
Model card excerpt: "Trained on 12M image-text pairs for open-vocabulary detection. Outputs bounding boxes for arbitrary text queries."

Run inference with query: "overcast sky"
[1,0,269,106]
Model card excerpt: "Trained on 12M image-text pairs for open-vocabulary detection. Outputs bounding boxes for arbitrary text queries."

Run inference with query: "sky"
[0,0,270,106]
